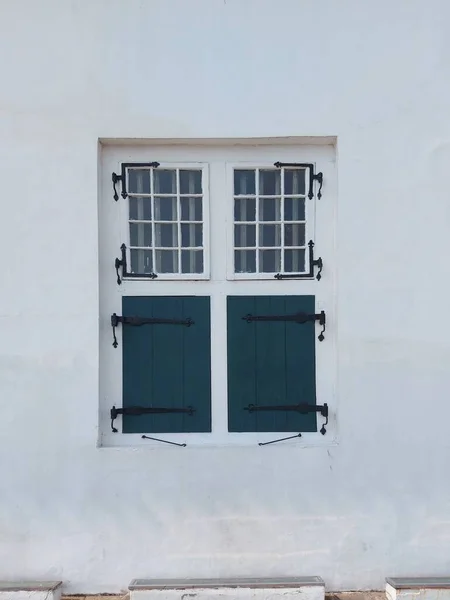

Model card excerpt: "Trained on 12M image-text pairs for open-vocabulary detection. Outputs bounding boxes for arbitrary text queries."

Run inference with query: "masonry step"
[129,577,324,600]
[0,582,62,600]
[386,577,450,600]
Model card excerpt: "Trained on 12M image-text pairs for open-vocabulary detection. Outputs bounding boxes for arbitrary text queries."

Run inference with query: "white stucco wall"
[1,0,450,593]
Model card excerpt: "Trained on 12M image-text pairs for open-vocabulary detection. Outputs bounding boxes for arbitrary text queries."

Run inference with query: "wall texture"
[1,0,450,593]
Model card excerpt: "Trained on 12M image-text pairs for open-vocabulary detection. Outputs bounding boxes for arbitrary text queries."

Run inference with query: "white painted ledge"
[0,582,62,600]
[386,578,450,600]
[129,577,324,600]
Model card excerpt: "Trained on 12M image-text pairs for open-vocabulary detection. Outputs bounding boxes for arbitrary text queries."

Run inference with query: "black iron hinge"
[245,402,329,435]
[112,162,160,201]
[111,312,194,348]
[110,405,195,433]
[115,243,158,284]
[275,240,323,280]
[274,161,323,200]
[242,310,326,341]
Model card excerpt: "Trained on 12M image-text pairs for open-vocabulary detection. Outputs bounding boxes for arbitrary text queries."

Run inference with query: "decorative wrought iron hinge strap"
[115,243,157,284]
[246,403,329,436]
[111,313,194,347]
[242,310,326,341]
[275,240,323,280]
[112,161,160,201]
[274,161,323,200]
[110,405,195,432]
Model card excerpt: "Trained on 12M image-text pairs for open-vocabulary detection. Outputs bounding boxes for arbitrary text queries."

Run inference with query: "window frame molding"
[117,161,211,281]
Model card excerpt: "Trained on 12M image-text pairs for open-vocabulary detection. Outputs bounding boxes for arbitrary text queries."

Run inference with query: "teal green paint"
[227,295,317,433]
[122,296,211,433]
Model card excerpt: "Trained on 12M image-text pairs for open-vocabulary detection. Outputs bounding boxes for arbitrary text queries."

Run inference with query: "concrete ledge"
[130,577,324,600]
[0,582,62,600]
[386,578,450,600]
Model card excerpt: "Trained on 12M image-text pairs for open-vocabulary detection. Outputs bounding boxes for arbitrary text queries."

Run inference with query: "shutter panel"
[227,295,317,433]
[122,296,211,433]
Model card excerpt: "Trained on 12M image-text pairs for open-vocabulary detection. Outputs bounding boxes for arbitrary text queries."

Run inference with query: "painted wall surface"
[1,0,450,593]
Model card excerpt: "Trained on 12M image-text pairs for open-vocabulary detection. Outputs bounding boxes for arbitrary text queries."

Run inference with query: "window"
[100,142,334,446]
[118,164,208,280]
[233,167,309,277]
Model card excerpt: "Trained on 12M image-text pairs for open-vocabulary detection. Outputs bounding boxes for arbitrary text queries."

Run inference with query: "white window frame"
[118,161,210,281]
[99,141,336,449]
[226,162,316,280]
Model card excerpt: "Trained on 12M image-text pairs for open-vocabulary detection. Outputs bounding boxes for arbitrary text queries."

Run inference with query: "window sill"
[98,430,337,449]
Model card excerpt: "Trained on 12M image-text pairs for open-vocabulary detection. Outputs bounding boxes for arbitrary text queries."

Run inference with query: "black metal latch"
[275,240,323,281]
[112,161,160,201]
[111,313,194,348]
[110,405,195,432]
[245,402,329,435]
[115,243,158,284]
[274,161,323,200]
[242,310,326,341]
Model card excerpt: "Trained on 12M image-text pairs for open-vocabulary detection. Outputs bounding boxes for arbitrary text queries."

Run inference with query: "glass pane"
[284,197,305,221]
[155,250,178,273]
[235,250,256,273]
[234,224,256,248]
[234,170,255,195]
[129,196,151,220]
[181,197,202,221]
[154,169,177,194]
[128,169,151,194]
[181,224,202,247]
[259,169,281,195]
[130,223,152,247]
[181,250,203,273]
[155,224,178,247]
[180,170,202,194]
[284,249,306,273]
[259,249,281,273]
[154,196,177,221]
[284,223,306,247]
[259,198,281,221]
[234,198,256,222]
[284,169,306,195]
[130,249,153,274]
[259,224,281,247]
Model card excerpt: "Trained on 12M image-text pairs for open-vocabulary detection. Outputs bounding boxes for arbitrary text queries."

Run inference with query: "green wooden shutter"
[122,296,211,433]
[227,295,317,433]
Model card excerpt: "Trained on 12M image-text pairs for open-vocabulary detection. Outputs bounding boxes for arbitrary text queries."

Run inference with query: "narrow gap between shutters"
[115,243,158,284]
[111,312,194,348]
[273,161,323,200]
[112,162,160,201]
[242,310,326,341]
[274,240,323,281]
